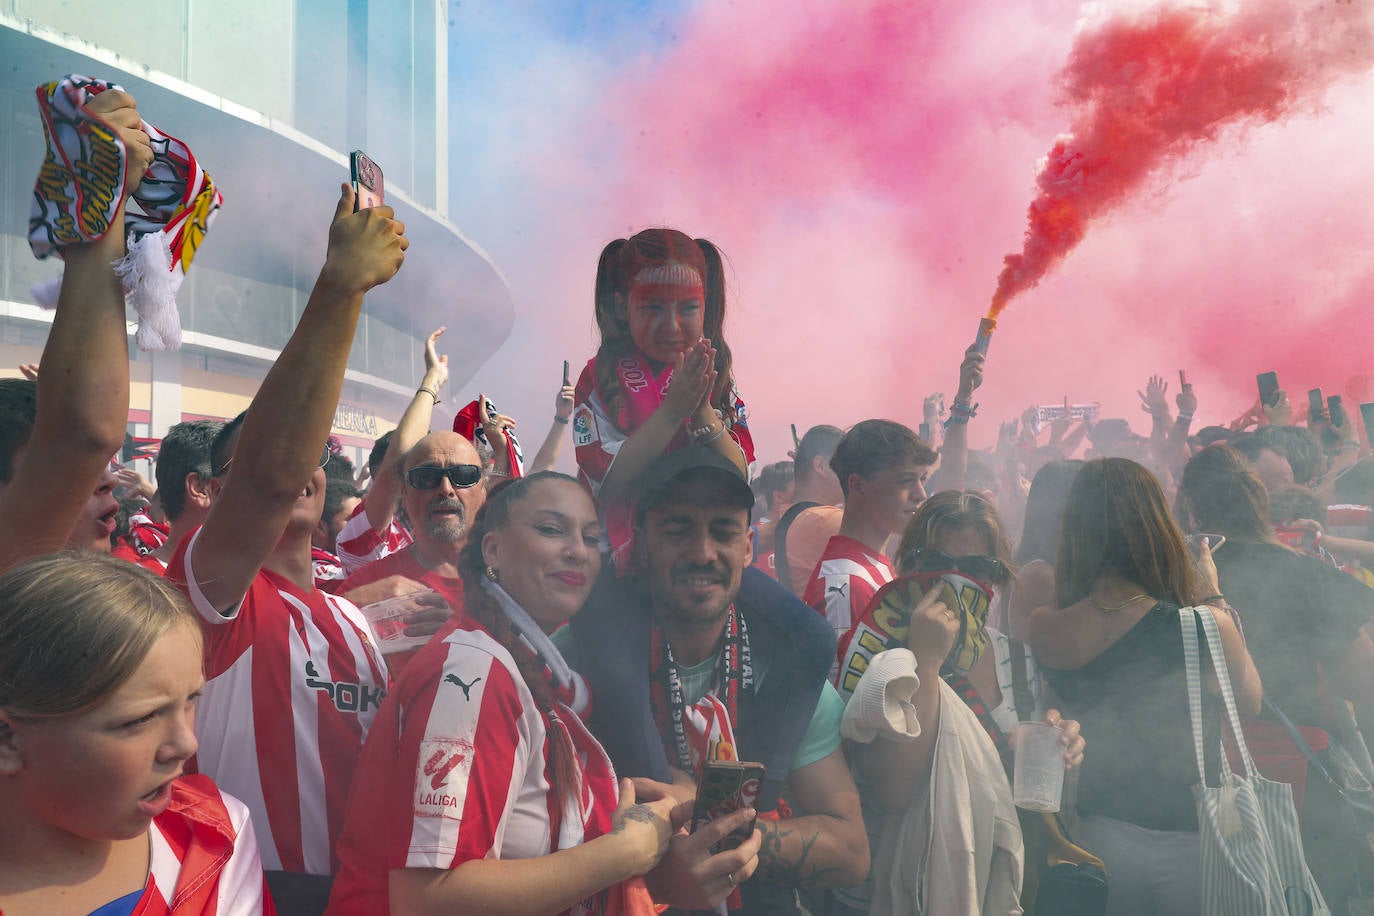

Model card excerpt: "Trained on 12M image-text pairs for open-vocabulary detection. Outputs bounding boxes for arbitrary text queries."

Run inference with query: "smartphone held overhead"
[1256,371,1280,409]
[350,150,384,211]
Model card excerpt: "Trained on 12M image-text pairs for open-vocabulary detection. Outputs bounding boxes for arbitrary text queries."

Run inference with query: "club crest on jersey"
[304,660,385,714]
[415,737,474,821]
[572,405,595,447]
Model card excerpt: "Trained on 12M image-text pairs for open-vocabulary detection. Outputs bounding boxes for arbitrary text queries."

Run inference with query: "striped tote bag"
[1180,606,1328,915]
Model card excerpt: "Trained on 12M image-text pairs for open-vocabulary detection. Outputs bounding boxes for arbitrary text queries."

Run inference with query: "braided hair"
[456,471,589,811]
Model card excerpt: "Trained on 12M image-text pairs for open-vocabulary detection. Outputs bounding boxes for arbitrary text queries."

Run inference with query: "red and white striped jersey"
[0,775,277,916]
[328,620,618,916]
[802,535,895,636]
[168,528,389,876]
[335,498,412,575]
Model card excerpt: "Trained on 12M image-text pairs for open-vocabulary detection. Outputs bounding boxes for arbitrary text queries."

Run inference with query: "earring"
[484,564,500,583]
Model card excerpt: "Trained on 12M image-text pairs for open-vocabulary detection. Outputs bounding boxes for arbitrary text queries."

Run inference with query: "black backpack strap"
[1008,637,1036,723]
[772,500,821,595]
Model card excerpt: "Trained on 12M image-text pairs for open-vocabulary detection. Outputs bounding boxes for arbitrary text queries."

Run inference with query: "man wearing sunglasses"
[339,430,486,617]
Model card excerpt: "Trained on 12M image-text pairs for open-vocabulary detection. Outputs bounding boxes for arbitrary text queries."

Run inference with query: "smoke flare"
[990,0,1374,317]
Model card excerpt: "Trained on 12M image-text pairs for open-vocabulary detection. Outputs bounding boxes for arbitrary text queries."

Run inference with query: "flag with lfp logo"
[29,75,223,351]
[834,572,993,702]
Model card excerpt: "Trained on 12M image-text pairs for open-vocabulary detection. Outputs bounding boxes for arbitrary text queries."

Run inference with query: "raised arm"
[0,90,152,569]
[931,345,983,492]
[531,383,576,473]
[365,326,448,530]
[190,187,406,610]
[597,339,743,505]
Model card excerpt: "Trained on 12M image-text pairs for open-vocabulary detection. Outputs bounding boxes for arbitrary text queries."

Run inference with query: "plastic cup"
[1013,721,1066,812]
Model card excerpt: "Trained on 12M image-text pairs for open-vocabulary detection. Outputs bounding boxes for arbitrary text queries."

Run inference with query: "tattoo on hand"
[611,804,659,834]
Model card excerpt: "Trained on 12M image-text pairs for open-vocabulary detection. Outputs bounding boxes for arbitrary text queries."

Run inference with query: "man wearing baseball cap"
[558,445,869,912]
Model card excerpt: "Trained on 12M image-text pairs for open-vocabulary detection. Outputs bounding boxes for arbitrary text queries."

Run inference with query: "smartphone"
[1179,370,1189,389]
[1329,395,1346,429]
[919,422,932,442]
[562,360,570,387]
[1361,403,1374,446]
[350,150,384,211]
[1257,372,1280,409]
[690,760,764,854]
[1308,389,1325,420]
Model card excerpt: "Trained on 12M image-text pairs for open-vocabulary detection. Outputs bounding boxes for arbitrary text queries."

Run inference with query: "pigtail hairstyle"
[591,229,740,430]
[456,472,583,812]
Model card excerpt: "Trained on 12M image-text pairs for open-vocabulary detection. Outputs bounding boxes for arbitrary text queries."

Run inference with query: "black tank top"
[1042,601,1221,832]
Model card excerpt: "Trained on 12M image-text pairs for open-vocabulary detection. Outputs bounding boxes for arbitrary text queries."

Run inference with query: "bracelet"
[417,386,440,404]
[1176,411,1194,422]
[1202,594,1225,604]
[1340,442,1360,453]
[690,423,725,445]
[553,415,570,425]
[943,401,978,428]
[689,421,722,439]
[487,469,510,478]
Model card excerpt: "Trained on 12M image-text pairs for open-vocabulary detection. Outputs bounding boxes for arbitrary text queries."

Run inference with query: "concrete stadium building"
[0,1,512,468]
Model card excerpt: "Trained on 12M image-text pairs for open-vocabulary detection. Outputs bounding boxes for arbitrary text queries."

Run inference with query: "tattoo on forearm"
[755,822,843,888]
[611,804,659,834]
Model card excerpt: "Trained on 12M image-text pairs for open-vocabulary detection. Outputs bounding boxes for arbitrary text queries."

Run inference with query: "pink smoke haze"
[992,0,1374,317]
[455,1,1374,461]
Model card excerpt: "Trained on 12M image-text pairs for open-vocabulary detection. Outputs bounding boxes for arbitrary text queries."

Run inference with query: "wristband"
[1176,411,1194,422]
[417,386,440,404]
[943,401,978,428]
[553,415,570,425]
[1202,594,1225,604]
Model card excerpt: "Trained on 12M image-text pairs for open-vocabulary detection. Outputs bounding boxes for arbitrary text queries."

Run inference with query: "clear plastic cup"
[1013,721,1066,812]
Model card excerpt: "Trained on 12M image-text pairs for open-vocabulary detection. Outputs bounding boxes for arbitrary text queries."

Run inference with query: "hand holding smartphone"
[350,150,384,211]
[1257,371,1280,409]
[690,760,764,854]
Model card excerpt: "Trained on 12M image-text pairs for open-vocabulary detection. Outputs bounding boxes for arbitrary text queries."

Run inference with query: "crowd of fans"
[3,83,1374,916]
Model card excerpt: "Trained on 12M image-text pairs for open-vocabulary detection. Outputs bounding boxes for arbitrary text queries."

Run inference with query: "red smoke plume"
[990,0,1374,317]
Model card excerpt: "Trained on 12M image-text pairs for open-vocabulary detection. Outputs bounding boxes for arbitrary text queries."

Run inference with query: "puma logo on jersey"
[827,583,848,598]
[445,673,482,700]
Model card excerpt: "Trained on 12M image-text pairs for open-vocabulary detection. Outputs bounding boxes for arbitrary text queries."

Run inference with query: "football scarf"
[835,571,995,701]
[29,75,223,351]
[453,397,525,478]
[649,605,753,775]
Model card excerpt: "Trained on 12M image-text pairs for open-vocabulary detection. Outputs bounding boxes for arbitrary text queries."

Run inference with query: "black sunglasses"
[906,549,1006,583]
[406,464,483,490]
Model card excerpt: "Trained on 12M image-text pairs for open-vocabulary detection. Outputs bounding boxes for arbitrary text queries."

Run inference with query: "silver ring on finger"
[727,871,737,887]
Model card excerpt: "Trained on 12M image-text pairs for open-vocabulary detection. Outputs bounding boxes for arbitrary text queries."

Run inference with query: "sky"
[442,0,1374,466]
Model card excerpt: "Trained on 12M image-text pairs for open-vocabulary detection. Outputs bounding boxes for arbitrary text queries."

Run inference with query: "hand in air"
[661,339,718,421]
[957,345,985,401]
[83,89,153,197]
[1261,390,1292,427]
[478,393,517,438]
[1137,375,1170,419]
[423,327,449,388]
[322,184,408,294]
[1176,373,1198,417]
[555,384,576,420]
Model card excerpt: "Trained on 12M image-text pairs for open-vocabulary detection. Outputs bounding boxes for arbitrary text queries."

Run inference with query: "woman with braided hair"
[328,472,726,915]
[572,229,755,572]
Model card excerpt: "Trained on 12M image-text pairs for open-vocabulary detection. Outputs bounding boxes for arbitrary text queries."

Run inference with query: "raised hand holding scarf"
[29,75,223,351]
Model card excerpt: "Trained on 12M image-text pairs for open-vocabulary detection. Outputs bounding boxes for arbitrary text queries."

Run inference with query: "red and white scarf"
[29,75,223,351]
[453,397,524,478]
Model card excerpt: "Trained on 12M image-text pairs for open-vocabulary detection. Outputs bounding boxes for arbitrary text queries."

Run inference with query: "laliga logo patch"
[572,405,595,447]
[414,737,475,821]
